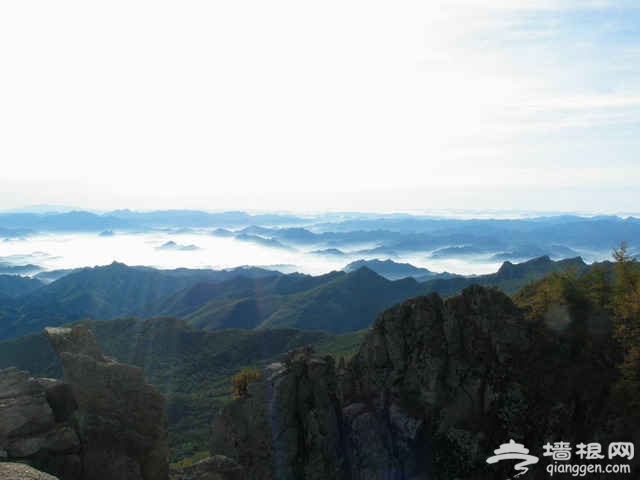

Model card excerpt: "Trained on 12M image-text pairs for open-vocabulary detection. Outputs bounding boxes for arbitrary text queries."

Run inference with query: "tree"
[610,242,640,419]
[581,264,612,309]
[611,241,640,322]
[231,367,261,399]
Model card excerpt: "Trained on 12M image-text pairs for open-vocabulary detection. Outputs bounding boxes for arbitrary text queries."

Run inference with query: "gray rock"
[36,379,77,423]
[209,285,626,479]
[0,368,55,442]
[44,324,169,480]
[0,367,81,479]
[44,326,106,362]
[0,463,59,479]
[211,349,347,480]
[0,323,170,480]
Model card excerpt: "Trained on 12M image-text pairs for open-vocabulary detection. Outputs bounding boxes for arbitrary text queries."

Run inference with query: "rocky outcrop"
[0,324,168,480]
[0,463,59,479]
[210,285,630,479]
[0,368,81,478]
[210,346,347,480]
[44,325,169,480]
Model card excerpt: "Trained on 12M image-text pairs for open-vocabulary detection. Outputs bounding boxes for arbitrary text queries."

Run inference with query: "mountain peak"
[107,261,129,268]
[347,265,384,281]
[497,255,551,275]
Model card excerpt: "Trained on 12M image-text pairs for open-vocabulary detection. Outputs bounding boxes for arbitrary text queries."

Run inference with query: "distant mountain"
[423,256,588,297]
[430,245,492,258]
[0,256,595,340]
[2,210,638,262]
[213,225,404,250]
[0,262,281,340]
[108,210,305,228]
[0,211,130,232]
[185,267,425,333]
[259,267,425,332]
[311,215,640,256]
[0,210,307,234]
[211,228,235,237]
[149,271,343,319]
[268,227,320,244]
[489,244,580,262]
[0,263,42,275]
[0,275,44,298]
[34,268,83,283]
[234,233,292,250]
[157,240,200,251]
[311,248,345,257]
[343,258,457,281]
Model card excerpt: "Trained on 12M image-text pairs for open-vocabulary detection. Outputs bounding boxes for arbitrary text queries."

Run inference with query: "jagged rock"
[210,285,629,479]
[0,367,80,478]
[43,327,106,362]
[1,324,170,480]
[209,375,272,479]
[35,379,77,423]
[211,349,347,480]
[44,325,169,480]
[0,368,55,443]
[0,463,59,479]
[170,455,243,480]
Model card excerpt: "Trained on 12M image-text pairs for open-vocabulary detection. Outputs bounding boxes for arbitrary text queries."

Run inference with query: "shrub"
[231,367,261,399]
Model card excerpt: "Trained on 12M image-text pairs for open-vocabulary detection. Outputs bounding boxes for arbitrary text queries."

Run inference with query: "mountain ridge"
[0,256,591,340]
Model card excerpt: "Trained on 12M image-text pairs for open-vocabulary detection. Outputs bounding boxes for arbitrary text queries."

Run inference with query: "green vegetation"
[0,274,44,298]
[0,262,279,340]
[513,242,640,428]
[3,251,637,462]
[0,256,582,341]
[231,368,261,399]
[609,242,640,418]
[425,255,588,297]
[0,316,364,461]
[170,450,209,469]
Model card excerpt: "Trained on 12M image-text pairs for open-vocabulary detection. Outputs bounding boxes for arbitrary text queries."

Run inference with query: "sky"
[1,0,639,214]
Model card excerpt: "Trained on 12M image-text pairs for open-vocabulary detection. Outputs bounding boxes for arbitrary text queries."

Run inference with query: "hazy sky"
[1,1,639,214]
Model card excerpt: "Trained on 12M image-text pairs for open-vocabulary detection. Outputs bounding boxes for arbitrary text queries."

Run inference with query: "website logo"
[487,439,540,479]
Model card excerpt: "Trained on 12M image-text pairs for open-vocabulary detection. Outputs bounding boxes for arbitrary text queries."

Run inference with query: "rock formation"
[210,285,634,479]
[0,325,168,480]
[0,367,81,478]
[0,463,59,479]
[211,345,346,480]
[44,325,169,480]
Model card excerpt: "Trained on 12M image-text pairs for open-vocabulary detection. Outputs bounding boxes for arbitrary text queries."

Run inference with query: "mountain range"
[343,258,458,281]
[0,255,589,340]
[1,211,638,264]
[1,255,637,474]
